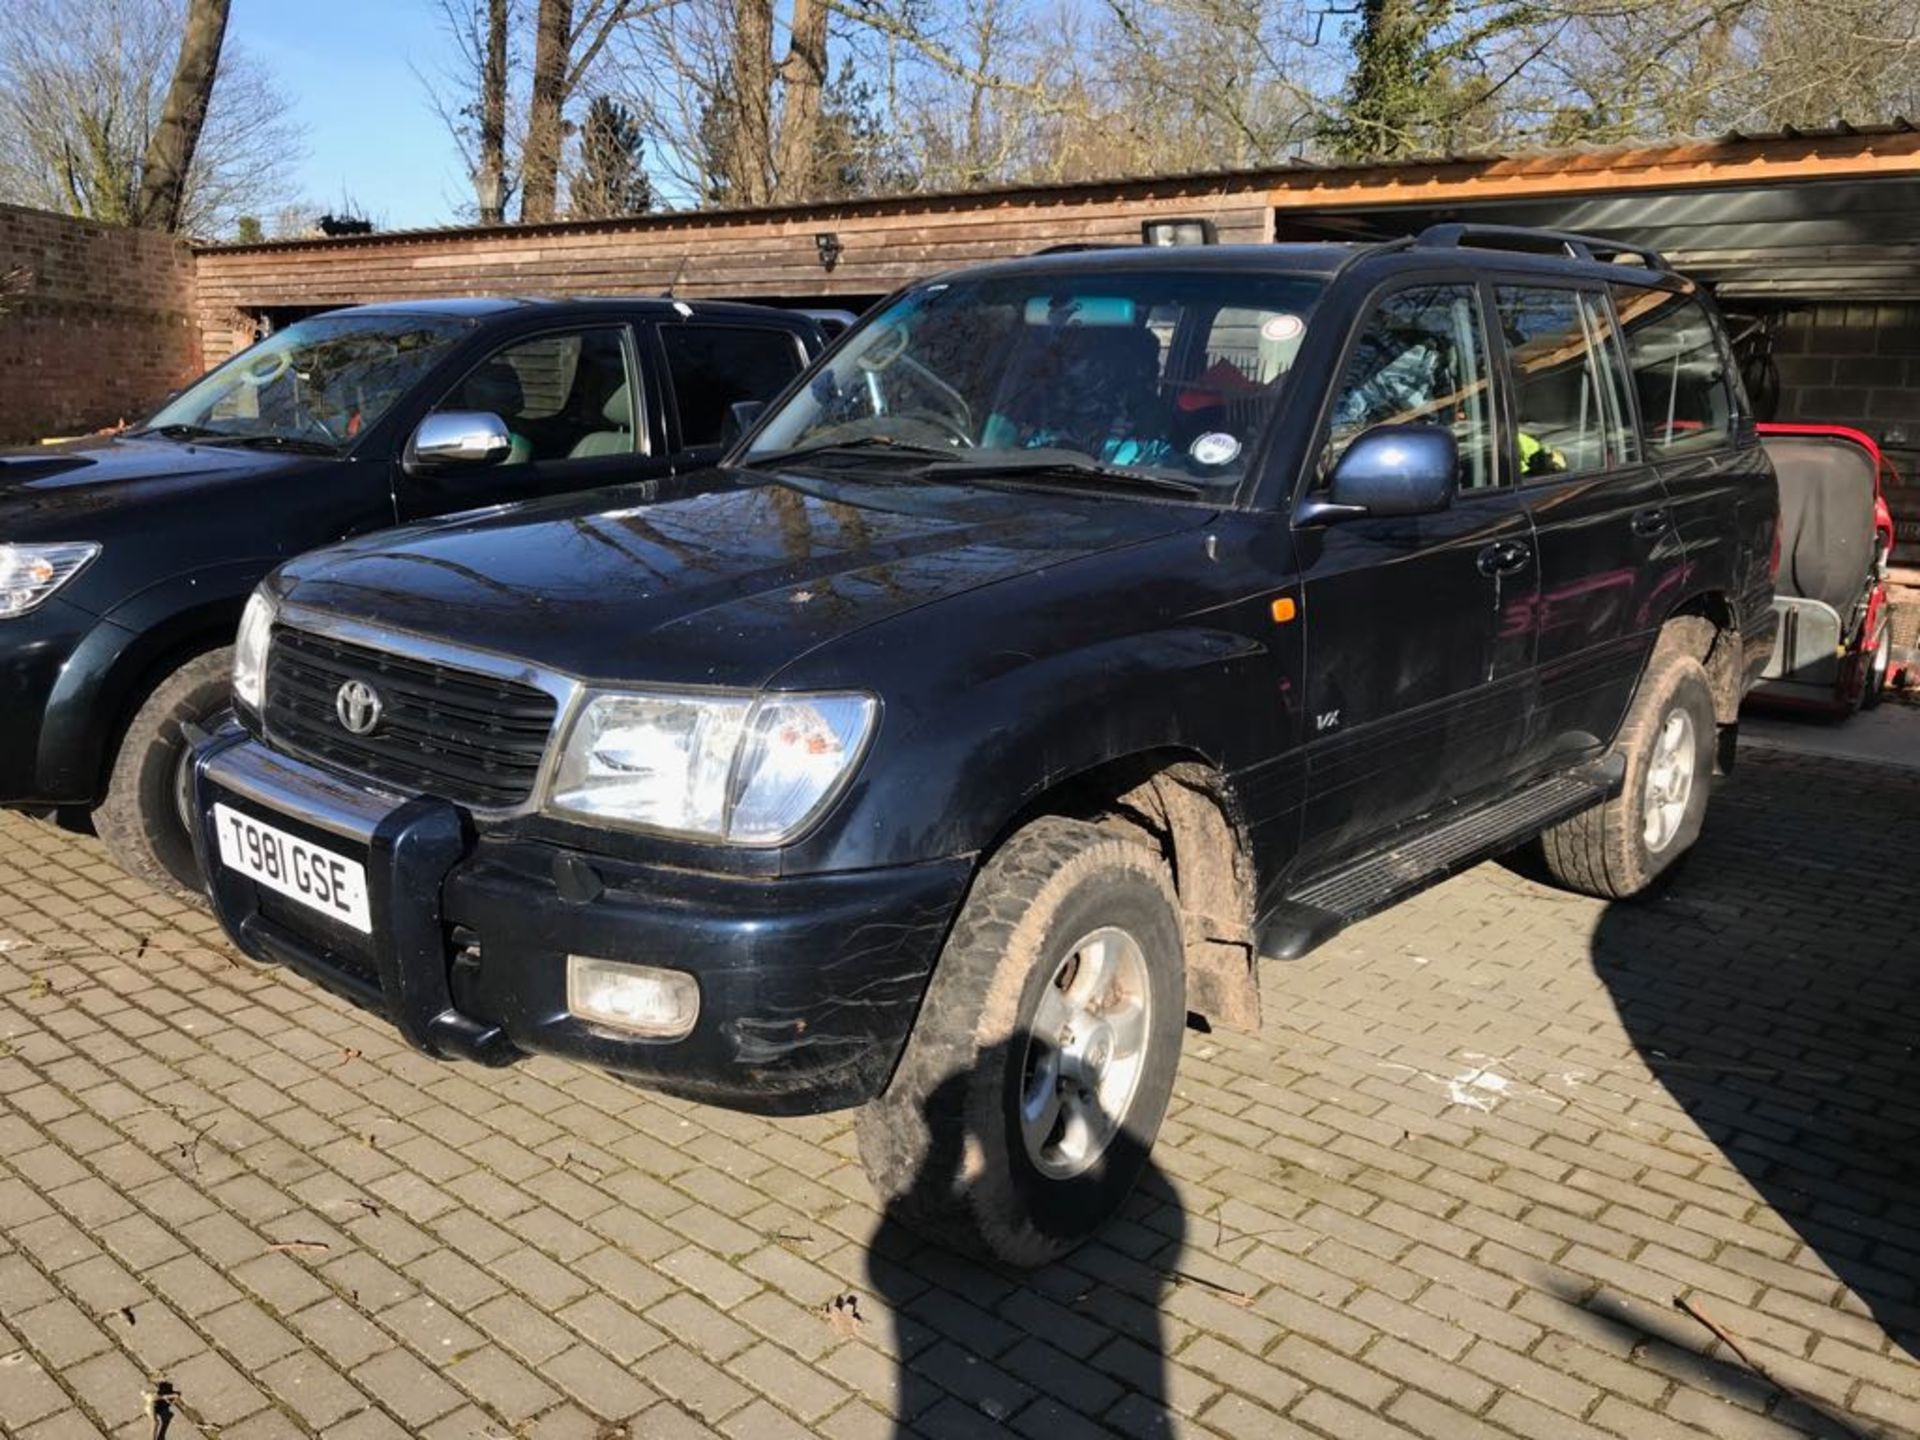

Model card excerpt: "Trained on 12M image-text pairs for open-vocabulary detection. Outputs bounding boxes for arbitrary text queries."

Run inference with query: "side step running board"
[1260,757,1623,961]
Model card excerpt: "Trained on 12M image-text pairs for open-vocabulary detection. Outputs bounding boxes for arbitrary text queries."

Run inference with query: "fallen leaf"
[266,1240,330,1255]
[819,1292,865,1338]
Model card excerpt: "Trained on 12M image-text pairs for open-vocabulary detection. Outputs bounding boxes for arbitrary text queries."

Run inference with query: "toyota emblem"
[334,679,384,736]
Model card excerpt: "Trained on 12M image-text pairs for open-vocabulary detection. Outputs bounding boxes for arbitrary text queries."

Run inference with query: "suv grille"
[263,627,558,808]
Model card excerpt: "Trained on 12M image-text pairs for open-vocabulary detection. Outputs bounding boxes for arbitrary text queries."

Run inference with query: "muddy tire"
[1538,641,1716,900]
[856,816,1186,1266]
[94,648,232,903]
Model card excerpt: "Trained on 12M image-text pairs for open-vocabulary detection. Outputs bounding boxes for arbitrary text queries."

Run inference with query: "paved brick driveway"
[2,744,1916,1440]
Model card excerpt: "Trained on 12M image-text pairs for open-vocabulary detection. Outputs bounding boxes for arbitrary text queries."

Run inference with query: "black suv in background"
[191,229,1778,1264]
[0,297,825,896]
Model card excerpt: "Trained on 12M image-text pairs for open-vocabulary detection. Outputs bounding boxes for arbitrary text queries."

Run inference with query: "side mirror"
[1311,424,1458,522]
[408,411,512,471]
[720,399,767,449]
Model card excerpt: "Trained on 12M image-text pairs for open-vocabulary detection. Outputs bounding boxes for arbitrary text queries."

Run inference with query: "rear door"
[396,322,672,520]
[654,322,813,470]
[1491,281,1674,770]
[1293,276,1538,870]
[1613,285,1773,669]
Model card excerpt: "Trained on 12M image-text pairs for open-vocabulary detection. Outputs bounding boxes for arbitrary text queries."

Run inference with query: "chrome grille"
[263,627,557,808]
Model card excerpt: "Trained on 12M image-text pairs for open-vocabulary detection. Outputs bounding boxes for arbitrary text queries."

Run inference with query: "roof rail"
[1414,223,1668,271]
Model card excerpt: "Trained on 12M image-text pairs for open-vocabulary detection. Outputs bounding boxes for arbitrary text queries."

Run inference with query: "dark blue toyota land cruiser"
[190,228,1778,1263]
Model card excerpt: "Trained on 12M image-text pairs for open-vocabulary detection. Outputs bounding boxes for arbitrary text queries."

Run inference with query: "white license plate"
[213,802,371,934]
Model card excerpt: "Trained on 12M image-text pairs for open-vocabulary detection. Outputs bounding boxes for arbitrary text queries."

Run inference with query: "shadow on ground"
[1591,747,1920,1364]
[864,1046,1182,1437]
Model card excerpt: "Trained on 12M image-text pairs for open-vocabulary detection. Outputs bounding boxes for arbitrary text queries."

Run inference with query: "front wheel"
[1538,644,1716,900]
[856,817,1186,1266]
[94,648,233,903]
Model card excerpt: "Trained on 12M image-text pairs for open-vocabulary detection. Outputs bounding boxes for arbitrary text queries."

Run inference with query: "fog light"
[566,956,700,1038]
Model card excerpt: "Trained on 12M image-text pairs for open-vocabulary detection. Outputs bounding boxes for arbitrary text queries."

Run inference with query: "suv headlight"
[548,689,877,843]
[232,589,276,713]
[0,542,99,617]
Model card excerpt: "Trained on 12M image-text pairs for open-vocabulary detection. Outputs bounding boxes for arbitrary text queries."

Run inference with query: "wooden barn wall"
[192,192,1277,363]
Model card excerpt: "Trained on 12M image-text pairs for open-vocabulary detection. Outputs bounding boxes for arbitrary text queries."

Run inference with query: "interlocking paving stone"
[1,746,1917,1435]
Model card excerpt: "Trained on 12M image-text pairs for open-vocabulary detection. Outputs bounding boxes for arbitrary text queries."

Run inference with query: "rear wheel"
[94,648,232,903]
[1538,642,1716,900]
[856,816,1186,1266]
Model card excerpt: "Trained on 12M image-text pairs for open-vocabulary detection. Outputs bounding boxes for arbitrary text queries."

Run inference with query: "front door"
[397,323,673,519]
[1294,278,1538,872]
[1493,282,1679,769]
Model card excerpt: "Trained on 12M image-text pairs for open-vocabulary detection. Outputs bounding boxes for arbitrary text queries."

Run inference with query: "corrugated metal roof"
[194,118,1920,256]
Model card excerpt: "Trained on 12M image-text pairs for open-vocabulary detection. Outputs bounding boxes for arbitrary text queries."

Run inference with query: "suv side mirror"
[1311,424,1458,522]
[407,411,512,471]
[720,399,767,449]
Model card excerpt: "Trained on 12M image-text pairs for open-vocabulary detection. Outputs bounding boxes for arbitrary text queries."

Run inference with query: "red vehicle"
[1751,422,1900,712]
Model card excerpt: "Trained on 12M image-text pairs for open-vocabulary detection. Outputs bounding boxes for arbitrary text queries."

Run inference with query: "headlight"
[0,542,99,617]
[232,589,276,712]
[548,689,877,843]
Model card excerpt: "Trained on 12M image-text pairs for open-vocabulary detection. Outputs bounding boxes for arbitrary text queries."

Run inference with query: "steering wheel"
[239,350,291,388]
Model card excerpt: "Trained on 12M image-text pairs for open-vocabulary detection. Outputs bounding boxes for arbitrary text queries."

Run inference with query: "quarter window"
[661,326,806,446]
[1612,287,1736,454]
[441,328,638,464]
[1493,286,1632,477]
[1328,283,1497,491]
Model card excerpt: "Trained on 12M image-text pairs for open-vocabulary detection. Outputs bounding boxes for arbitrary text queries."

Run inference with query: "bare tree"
[420,0,521,221]
[131,0,229,228]
[0,0,300,236]
[521,0,654,219]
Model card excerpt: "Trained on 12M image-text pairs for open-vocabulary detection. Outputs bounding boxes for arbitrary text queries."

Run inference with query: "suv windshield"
[139,312,470,452]
[746,268,1326,494]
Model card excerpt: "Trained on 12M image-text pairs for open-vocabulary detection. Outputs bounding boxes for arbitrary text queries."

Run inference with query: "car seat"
[455,360,533,464]
[983,323,1167,460]
[568,381,635,458]
[1760,434,1878,689]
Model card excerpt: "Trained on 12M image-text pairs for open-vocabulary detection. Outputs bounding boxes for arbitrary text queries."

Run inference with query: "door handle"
[1476,540,1532,577]
[1631,507,1669,537]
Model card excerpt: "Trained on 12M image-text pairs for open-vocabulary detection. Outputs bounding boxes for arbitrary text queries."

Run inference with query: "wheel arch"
[1662,589,1742,725]
[55,598,242,802]
[984,747,1262,1034]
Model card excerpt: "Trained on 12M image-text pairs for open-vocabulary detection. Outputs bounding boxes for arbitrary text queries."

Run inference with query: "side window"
[442,328,637,464]
[1612,287,1736,455]
[661,326,806,446]
[1493,286,1632,478]
[1328,283,1497,492]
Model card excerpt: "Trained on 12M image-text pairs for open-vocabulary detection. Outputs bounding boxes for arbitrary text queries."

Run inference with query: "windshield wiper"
[918,452,1204,498]
[127,422,227,443]
[740,434,963,468]
[200,433,339,456]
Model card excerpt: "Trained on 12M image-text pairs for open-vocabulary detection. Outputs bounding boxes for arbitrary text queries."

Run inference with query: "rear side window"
[1612,287,1736,455]
[661,325,806,446]
[1327,283,1498,492]
[1493,286,1634,477]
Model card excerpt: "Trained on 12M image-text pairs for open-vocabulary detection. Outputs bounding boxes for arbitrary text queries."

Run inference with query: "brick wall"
[0,204,200,445]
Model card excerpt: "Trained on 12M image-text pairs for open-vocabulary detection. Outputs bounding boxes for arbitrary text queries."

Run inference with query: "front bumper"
[191,731,972,1114]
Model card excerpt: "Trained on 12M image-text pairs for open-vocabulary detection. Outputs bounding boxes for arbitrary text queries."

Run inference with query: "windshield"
[141,312,470,452]
[745,268,1326,494]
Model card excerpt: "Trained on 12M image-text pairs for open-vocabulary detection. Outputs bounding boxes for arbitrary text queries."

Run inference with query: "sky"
[235,0,470,230]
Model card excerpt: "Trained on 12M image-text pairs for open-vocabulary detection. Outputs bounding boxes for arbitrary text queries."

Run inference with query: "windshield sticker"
[1189,432,1242,467]
[1261,314,1305,343]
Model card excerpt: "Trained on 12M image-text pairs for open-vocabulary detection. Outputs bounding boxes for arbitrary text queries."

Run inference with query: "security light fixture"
[1141,217,1218,247]
[815,231,844,271]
